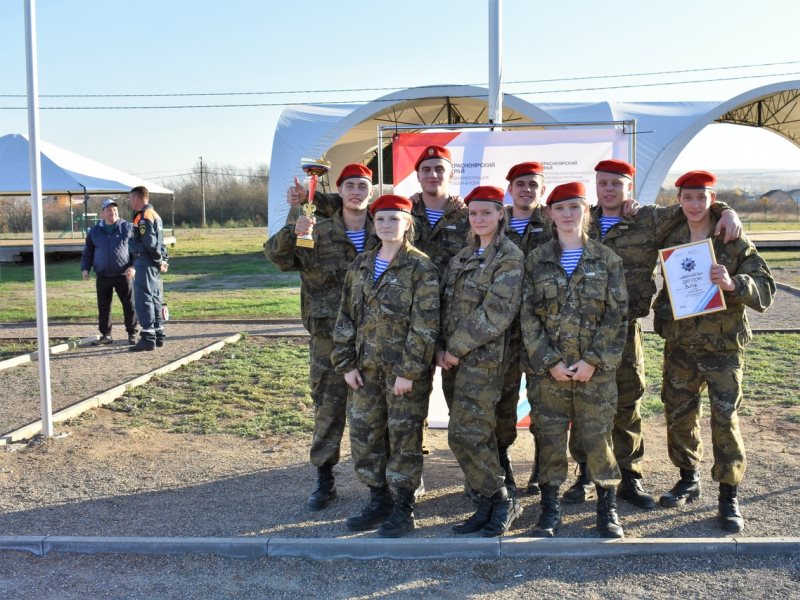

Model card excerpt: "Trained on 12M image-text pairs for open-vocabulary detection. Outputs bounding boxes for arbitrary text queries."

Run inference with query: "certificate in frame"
[659,239,726,320]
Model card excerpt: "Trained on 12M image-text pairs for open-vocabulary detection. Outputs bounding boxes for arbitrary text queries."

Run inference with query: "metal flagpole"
[488,0,503,128]
[24,0,54,437]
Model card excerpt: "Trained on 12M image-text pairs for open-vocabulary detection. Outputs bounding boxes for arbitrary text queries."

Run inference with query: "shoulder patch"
[139,223,147,236]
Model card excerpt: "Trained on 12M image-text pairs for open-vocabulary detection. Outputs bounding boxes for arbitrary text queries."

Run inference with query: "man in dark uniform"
[81,198,138,346]
[128,186,168,352]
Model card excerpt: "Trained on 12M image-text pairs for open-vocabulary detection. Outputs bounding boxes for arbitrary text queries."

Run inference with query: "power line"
[1,70,798,110]
[0,59,797,99]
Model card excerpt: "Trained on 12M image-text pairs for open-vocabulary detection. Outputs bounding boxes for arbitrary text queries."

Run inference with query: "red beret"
[336,164,372,187]
[595,159,635,178]
[675,170,717,189]
[369,194,413,215]
[464,185,505,205]
[505,162,544,182]
[546,182,586,206]
[415,145,452,170]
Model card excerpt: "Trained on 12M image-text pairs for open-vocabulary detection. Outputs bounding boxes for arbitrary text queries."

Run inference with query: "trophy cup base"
[296,237,315,249]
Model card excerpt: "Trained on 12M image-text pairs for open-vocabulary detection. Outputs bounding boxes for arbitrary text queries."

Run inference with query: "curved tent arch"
[639,80,800,201]
[268,85,561,233]
[268,81,800,234]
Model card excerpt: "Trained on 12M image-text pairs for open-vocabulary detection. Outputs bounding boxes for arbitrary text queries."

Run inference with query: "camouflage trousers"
[445,363,506,498]
[662,343,747,485]
[308,334,348,468]
[347,366,431,492]
[529,368,620,489]
[569,319,646,475]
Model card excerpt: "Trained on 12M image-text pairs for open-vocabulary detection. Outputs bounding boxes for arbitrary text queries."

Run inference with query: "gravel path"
[0,320,307,436]
[2,313,800,596]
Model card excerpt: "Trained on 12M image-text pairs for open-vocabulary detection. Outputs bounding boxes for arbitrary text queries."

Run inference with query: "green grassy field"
[2,227,800,322]
[0,227,301,322]
[106,336,314,437]
[94,332,800,438]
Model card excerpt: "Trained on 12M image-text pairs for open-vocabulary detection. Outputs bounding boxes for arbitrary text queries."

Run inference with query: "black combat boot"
[306,463,337,511]
[718,483,744,533]
[378,488,416,538]
[453,493,493,534]
[562,462,595,503]
[346,485,394,531]
[531,484,562,538]
[617,469,657,510]
[596,485,624,539]
[659,469,701,508]
[481,486,523,537]
[498,446,517,497]
[526,446,541,495]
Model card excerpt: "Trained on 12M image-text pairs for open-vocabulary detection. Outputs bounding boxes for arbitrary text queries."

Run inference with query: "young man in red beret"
[653,170,774,532]
[267,163,378,512]
[561,159,743,511]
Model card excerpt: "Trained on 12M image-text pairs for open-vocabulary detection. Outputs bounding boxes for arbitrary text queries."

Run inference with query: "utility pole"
[199,155,206,227]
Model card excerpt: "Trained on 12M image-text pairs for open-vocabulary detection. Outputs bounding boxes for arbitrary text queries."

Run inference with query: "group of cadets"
[266,144,775,539]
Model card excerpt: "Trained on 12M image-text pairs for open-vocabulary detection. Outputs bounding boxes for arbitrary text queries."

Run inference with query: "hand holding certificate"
[659,239,726,320]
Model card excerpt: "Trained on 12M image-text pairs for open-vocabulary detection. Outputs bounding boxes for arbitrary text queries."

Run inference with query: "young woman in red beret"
[520,182,628,539]
[332,194,440,538]
[438,185,525,537]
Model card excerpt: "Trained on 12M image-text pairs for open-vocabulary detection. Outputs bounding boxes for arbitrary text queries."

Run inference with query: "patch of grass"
[743,221,800,232]
[0,338,70,360]
[640,332,800,417]
[759,250,800,267]
[108,336,313,437]
[0,228,301,321]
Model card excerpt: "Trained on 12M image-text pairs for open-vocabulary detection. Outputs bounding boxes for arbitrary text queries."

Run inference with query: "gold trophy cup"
[296,158,331,249]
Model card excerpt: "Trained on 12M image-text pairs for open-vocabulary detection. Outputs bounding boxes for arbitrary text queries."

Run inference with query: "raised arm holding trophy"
[295,158,332,249]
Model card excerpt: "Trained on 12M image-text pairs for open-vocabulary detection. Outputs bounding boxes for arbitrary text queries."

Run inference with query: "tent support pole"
[68,191,73,238]
[24,0,54,438]
[488,0,503,129]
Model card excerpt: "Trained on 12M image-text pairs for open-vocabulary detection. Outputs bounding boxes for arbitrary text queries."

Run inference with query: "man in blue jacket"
[81,198,138,345]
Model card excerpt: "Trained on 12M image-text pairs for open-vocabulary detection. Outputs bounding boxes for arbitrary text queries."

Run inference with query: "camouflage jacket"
[504,204,554,256]
[589,201,734,320]
[332,242,440,380]
[521,238,628,375]
[439,236,524,369]
[652,222,775,351]
[409,193,470,279]
[265,210,378,336]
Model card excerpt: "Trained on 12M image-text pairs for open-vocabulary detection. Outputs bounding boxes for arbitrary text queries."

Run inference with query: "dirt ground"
[2,289,800,597]
[1,404,799,598]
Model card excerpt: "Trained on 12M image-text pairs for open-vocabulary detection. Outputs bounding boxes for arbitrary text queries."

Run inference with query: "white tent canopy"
[0,133,172,196]
[268,81,800,235]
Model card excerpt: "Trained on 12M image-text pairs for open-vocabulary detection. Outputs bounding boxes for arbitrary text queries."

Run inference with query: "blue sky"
[2,0,800,182]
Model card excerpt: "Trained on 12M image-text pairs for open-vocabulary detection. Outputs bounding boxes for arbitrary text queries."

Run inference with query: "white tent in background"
[0,133,172,196]
[268,80,800,235]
